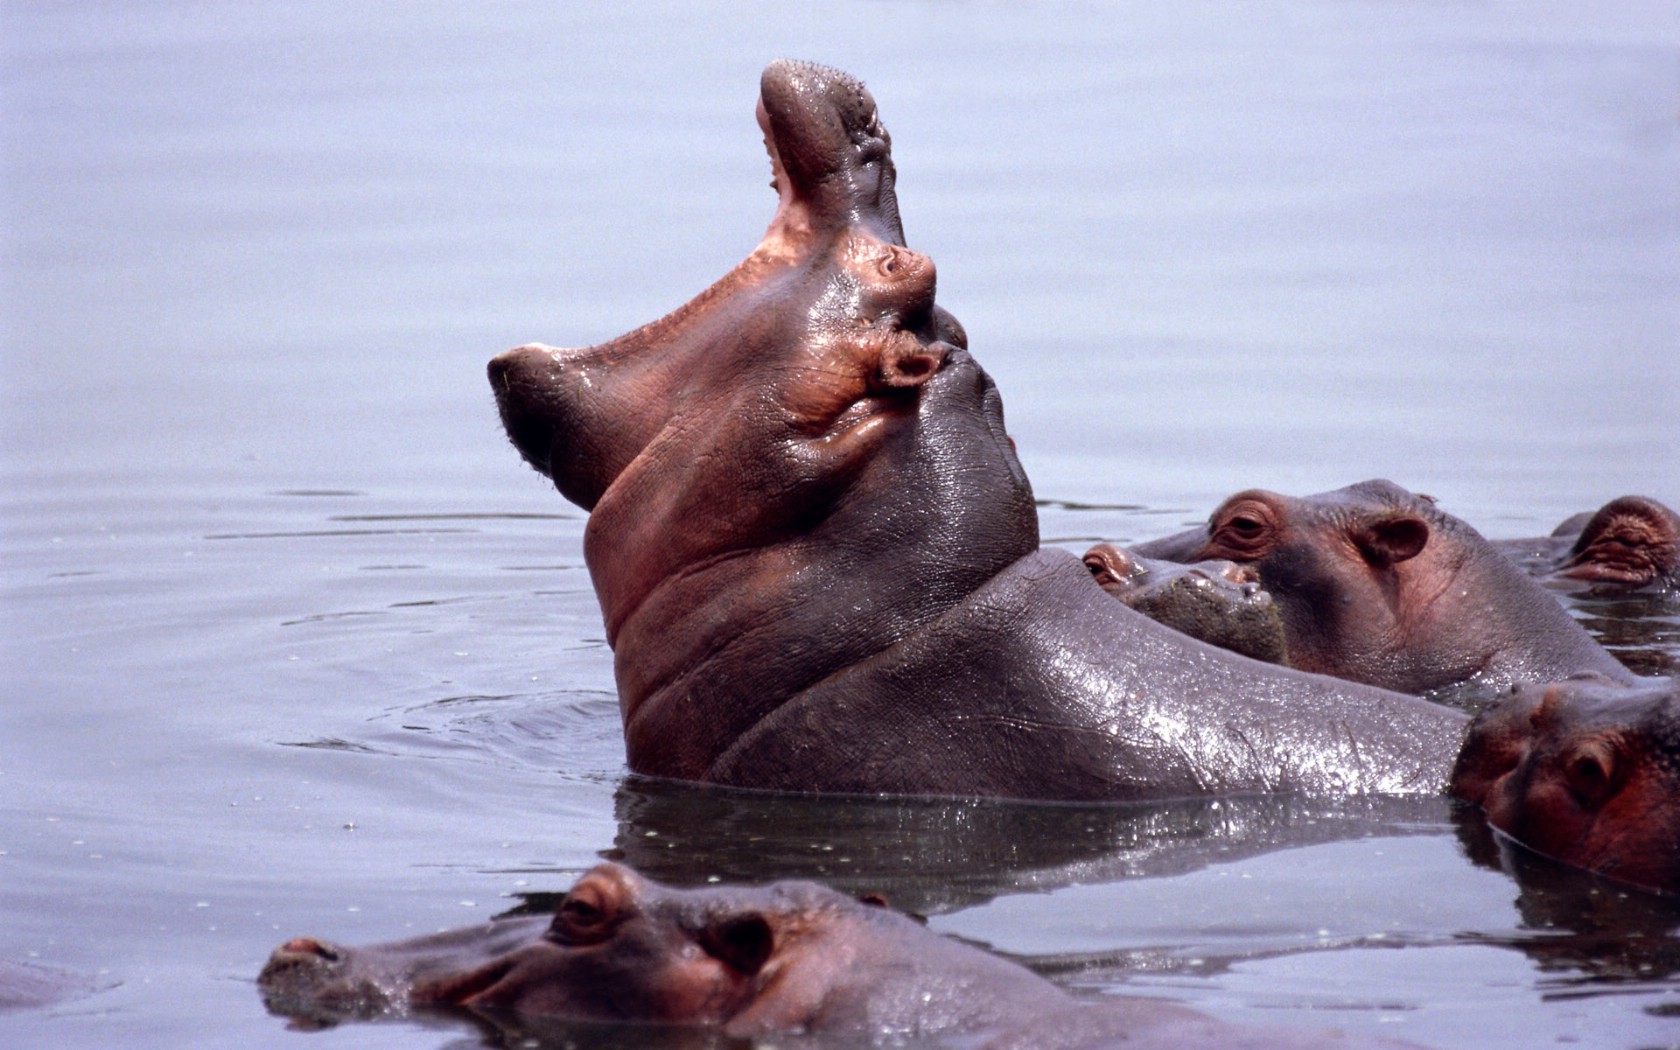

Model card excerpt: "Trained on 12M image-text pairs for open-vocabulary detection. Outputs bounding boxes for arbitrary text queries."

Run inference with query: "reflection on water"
[1453,810,1680,989]
[603,779,1449,916]
[4,2,1679,1049]
[1570,596,1680,678]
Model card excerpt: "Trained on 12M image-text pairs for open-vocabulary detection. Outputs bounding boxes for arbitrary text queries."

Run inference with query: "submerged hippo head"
[1557,496,1680,592]
[1132,479,1632,696]
[261,864,1420,1047]
[261,862,1058,1036]
[1451,675,1680,894]
[1082,542,1288,665]
[489,61,1035,779]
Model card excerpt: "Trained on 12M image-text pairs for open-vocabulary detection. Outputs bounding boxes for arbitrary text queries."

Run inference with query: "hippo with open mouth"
[489,60,1468,799]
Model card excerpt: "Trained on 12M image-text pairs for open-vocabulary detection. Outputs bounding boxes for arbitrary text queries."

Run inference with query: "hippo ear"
[1561,738,1623,810]
[700,913,775,976]
[1357,514,1429,567]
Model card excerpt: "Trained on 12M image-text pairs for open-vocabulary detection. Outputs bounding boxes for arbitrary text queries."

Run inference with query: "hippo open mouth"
[488,62,1468,799]
[489,60,932,512]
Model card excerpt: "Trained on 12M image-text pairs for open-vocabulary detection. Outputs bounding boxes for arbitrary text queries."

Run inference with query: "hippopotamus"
[1492,495,1680,595]
[1129,480,1637,697]
[1450,674,1680,895]
[488,61,1466,799]
[260,862,1422,1048]
[1082,542,1289,664]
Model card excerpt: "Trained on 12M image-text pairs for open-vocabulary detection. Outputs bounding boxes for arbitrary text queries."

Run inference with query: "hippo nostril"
[279,938,341,962]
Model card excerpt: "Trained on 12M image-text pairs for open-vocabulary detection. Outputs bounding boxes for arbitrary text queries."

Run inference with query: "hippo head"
[260,862,1057,1036]
[1171,480,1442,682]
[259,864,802,1026]
[1451,675,1680,895]
[1141,478,1628,695]
[1559,495,1680,591]
[487,62,1036,778]
[490,59,968,513]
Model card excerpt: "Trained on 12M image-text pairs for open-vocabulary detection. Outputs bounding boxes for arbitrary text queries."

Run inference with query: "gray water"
[4,2,1679,1048]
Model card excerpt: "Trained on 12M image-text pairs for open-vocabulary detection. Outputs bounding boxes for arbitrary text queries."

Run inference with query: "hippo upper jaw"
[757,59,904,253]
[490,61,921,512]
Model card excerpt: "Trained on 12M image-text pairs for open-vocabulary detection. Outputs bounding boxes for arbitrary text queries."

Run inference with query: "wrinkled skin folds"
[260,863,1421,1047]
[488,62,1468,800]
[1131,480,1636,695]
[1493,496,1680,595]
[1451,676,1680,895]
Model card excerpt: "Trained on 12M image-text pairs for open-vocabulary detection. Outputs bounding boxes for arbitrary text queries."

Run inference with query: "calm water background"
[4,2,1679,1048]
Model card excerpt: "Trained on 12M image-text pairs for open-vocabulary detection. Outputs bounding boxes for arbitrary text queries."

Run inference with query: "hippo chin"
[261,863,1420,1048]
[1494,496,1680,595]
[1450,675,1680,895]
[489,60,1467,799]
[1130,480,1637,697]
[1083,542,1289,665]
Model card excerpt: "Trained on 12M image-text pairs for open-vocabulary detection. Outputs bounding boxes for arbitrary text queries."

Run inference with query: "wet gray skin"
[489,63,1469,800]
[1083,541,1289,665]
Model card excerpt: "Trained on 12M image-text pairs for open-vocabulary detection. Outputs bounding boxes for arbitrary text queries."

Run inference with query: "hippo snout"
[258,936,352,1004]
[488,343,564,473]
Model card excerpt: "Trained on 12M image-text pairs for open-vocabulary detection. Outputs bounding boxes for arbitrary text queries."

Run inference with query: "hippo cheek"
[1586,775,1680,894]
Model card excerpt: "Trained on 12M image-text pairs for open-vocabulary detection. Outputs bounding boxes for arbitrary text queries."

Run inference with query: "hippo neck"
[599,353,1039,780]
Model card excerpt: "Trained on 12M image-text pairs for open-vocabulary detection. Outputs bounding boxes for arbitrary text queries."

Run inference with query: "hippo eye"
[1210,512,1270,554]
[549,888,616,945]
[561,897,600,924]
[1229,515,1264,537]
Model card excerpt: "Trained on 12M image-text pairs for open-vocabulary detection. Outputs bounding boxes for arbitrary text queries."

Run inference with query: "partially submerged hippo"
[489,61,1466,799]
[1083,542,1288,664]
[1493,495,1680,595]
[261,863,1420,1048]
[1450,674,1680,895]
[1131,480,1636,697]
